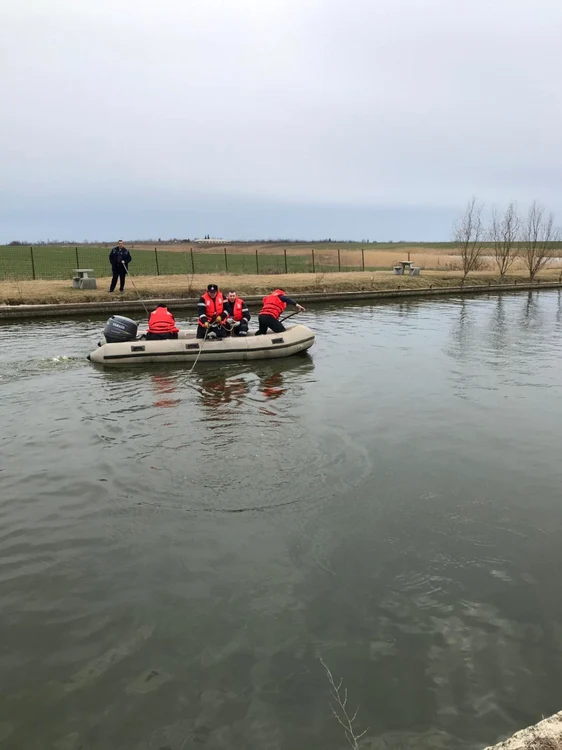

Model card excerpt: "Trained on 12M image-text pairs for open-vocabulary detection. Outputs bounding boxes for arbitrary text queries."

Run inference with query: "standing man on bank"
[108,240,132,293]
[256,288,305,335]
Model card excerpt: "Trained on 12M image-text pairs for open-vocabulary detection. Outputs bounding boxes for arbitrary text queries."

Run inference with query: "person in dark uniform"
[223,290,250,336]
[256,288,305,335]
[108,240,132,293]
[196,283,227,339]
[146,303,179,340]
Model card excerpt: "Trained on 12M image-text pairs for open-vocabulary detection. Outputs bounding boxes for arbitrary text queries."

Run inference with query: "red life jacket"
[260,290,286,319]
[201,291,224,321]
[230,296,244,321]
[147,307,179,334]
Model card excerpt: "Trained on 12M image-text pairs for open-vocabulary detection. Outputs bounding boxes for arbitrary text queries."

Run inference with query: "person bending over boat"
[223,290,250,336]
[197,283,227,340]
[146,303,179,340]
[256,289,305,335]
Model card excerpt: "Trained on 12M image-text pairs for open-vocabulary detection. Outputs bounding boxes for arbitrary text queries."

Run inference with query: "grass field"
[2,241,562,281]
[0,242,468,281]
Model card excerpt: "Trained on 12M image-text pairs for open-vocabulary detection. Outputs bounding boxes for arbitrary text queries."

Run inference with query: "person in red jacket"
[256,289,305,335]
[196,283,227,340]
[223,290,250,336]
[146,303,179,340]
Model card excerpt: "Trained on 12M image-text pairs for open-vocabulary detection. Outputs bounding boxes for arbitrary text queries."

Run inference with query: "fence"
[0,246,388,281]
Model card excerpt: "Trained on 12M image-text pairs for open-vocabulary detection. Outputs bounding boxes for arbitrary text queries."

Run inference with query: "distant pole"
[30,247,36,280]
[337,248,341,271]
[190,247,195,274]
[408,251,411,261]
[224,247,228,273]
[284,248,288,274]
[312,248,315,273]
[255,248,259,274]
[361,248,365,272]
[75,246,79,268]
[154,247,160,275]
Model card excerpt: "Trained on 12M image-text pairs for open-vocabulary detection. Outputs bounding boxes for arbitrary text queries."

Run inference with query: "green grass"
[0,245,386,280]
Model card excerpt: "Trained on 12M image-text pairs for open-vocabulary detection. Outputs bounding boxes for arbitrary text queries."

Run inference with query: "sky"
[2,0,562,242]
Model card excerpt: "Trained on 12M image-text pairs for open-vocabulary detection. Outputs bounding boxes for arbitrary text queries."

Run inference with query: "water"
[1,291,562,750]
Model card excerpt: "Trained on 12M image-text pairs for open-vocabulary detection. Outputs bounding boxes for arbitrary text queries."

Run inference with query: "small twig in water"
[320,657,368,749]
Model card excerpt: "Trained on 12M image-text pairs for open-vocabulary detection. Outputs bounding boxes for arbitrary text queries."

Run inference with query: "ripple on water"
[2,296,562,749]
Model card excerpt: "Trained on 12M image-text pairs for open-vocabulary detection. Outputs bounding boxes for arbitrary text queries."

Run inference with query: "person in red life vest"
[196,283,227,340]
[223,289,250,336]
[256,289,306,335]
[146,303,179,340]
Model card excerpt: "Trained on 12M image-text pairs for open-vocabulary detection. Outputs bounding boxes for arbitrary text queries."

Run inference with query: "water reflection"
[520,291,543,332]
[150,373,181,409]
[258,371,286,400]
[195,373,250,411]
[556,291,562,331]
[192,354,315,415]
[448,298,476,362]
[487,295,508,366]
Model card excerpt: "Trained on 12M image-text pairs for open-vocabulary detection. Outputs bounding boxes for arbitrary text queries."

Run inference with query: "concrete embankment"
[1,280,562,320]
[484,710,562,749]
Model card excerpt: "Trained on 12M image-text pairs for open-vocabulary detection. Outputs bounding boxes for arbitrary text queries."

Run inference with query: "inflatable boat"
[88,315,315,366]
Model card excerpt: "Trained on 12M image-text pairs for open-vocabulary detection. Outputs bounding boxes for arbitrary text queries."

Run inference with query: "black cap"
[207,283,218,292]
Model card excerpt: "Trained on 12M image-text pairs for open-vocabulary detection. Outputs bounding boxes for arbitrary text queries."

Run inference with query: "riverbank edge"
[484,710,562,749]
[1,280,561,320]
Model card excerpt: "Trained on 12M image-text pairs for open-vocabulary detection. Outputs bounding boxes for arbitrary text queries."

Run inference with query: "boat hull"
[88,324,315,366]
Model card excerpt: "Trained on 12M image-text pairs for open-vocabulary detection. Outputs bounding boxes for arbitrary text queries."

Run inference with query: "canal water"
[1,291,562,750]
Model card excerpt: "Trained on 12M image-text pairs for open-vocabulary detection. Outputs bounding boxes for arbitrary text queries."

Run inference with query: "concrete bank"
[0,280,561,320]
[484,710,562,749]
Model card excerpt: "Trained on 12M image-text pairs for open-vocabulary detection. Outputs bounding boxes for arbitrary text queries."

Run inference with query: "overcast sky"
[2,0,562,242]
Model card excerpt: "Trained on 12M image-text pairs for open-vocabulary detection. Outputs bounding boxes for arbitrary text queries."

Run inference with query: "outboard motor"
[103,315,138,344]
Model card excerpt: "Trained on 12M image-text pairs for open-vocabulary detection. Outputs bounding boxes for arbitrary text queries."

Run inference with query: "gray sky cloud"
[2,0,562,241]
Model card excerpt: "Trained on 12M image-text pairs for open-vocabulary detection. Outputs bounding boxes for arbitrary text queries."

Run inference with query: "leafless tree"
[489,202,520,280]
[521,201,559,281]
[453,197,485,280]
[320,657,368,749]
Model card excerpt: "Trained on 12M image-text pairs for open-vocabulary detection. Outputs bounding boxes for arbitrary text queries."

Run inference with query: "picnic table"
[72,268,97,290]
[393,261,421,276]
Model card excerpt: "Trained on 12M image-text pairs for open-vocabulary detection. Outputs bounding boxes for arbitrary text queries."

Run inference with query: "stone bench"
[72,268,97,290]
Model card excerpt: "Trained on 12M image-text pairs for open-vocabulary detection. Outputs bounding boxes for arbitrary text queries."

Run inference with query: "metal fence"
[0,246,385,281]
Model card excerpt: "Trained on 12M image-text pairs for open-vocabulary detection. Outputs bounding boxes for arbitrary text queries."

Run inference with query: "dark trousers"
[196,324,227,340]
[230,319,249,335]
[109,268,127,292]
[257,314,285,335]
[146,332,178,340]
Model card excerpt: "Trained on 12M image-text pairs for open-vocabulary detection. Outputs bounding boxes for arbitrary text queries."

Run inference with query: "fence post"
[154,247,160,275]
[30,247,36,280]
[255,248,259,274]
[190,247,195,274]
[75,246,79,268]
[284,248,288,274]
[338,248,341,271]
[312,248,315,273]
[361,248,365,272]
[224,247,228,273]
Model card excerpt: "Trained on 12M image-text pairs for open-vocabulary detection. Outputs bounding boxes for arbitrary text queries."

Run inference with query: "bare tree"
[320,658,368,749]
[521,201,559,281]
[453,197,485,280]
[489,202,520,280]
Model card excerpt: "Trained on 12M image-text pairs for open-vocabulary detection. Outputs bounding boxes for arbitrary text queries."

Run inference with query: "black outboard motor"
[103,315,138,343]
